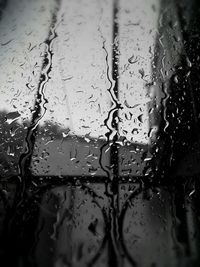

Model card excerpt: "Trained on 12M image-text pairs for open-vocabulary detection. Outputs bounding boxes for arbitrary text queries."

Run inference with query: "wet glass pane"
[1,0,200,266]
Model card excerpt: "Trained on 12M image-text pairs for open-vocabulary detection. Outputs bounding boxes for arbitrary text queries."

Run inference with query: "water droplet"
[128,55,139,64]
[138,114,144,123]
[174,75,179,84]
[5,112,21,124]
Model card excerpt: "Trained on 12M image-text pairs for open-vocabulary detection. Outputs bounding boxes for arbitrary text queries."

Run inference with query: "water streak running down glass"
[0,0,200,266]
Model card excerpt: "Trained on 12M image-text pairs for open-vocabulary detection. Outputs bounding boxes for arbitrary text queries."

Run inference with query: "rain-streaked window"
[1,0,200,266]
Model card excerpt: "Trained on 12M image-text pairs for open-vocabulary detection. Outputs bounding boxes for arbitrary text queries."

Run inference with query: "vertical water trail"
[98,33,119,181]
[98,0,121,183]
[13,0,61,213]
[98,1,124,266]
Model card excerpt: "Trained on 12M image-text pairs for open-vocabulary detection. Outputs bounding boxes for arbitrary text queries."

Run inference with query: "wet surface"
[1,0,200,266]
